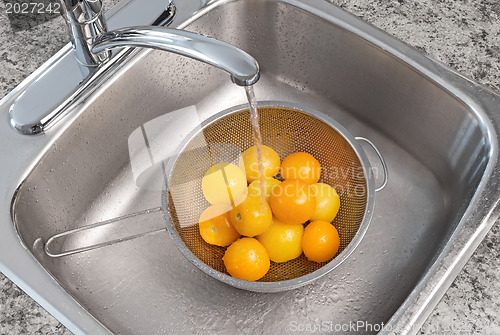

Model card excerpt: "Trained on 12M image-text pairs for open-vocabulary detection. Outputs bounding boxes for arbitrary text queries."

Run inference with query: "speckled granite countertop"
[0,0,499,334]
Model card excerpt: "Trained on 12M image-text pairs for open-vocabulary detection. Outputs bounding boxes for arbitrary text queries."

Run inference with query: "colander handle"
[44,207,165,257]
[355,137,388,192]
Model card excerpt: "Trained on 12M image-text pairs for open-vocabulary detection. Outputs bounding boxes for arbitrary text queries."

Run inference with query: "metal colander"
[163,101,386,292]
[44,101,385,291]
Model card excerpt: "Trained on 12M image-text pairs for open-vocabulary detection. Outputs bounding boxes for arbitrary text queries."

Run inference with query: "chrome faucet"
[58,0,260,86]
[9,0,260,135]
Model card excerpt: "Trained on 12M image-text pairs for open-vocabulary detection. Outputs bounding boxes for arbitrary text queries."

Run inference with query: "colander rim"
[162,100,376,292]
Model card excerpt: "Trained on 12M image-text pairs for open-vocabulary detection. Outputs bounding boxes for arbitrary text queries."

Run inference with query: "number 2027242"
[5,2,61,14]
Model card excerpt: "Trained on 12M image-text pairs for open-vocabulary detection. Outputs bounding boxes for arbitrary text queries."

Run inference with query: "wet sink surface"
[10,0,497,334]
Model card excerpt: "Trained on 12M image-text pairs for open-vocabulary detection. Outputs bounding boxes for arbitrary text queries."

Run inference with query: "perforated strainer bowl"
[163,101,387,292]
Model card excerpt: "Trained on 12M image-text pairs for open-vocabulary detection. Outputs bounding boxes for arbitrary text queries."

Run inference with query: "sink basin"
[1,0,500,334]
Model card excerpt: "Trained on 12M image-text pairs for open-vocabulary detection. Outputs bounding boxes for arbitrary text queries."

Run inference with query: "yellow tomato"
[198,204,240,247]
[280,152,321,184]
[302,220,340,263]
[269,179,316,225]
[247,177,281,200]
[229,195,273,237]
[202,163,247,206]
[223,237,270,281]
[241,145,281,183]
[309,183,341,222]
[257,217,304,263]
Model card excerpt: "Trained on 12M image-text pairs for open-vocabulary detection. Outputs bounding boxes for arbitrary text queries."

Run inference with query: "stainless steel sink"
[1,0,500,334]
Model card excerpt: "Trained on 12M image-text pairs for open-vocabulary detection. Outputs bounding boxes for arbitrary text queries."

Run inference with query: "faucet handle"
[59,0,111,66]
[60,0,102,21]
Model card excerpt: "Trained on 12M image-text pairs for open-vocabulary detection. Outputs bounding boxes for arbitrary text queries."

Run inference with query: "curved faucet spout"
[92,26,260,86]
